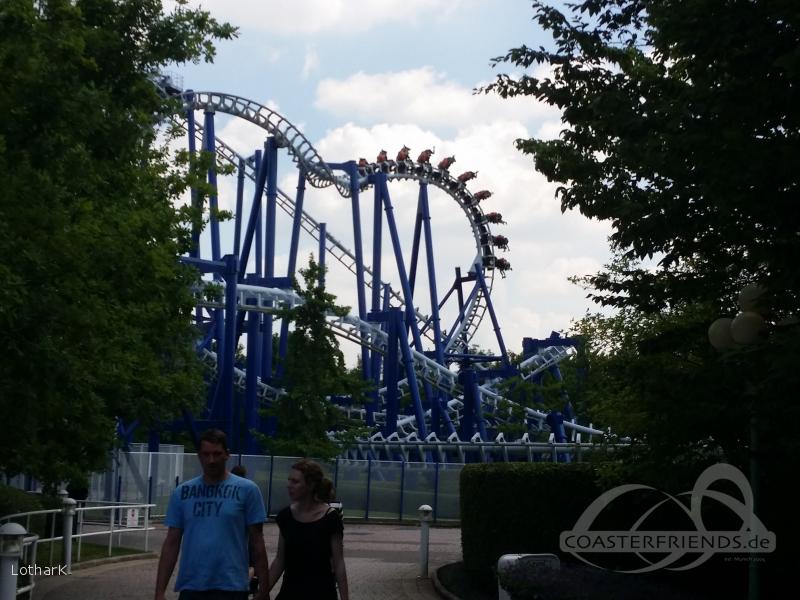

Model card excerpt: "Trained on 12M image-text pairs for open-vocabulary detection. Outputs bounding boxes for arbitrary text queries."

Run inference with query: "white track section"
[178,120,437,344]
[233,283,458,394]
[180,92,496,350]
[184,92,350,196]
[196,283,604,442]
[178,91,605,452]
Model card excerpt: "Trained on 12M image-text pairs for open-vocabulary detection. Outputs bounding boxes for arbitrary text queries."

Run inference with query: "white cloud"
[315,67,559,131]
[262,47,285,64]
[305,119,613,354]
[176,0,472,34]
[301,46,320,80]
[181,72,611,359]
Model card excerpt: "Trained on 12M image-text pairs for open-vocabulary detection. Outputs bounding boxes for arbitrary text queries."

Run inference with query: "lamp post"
[0,522,27,600]
[708,284,767,600]
[418,504,433,577]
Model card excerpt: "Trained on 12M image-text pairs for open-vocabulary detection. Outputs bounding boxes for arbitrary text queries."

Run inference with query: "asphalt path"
[31,521,463,600]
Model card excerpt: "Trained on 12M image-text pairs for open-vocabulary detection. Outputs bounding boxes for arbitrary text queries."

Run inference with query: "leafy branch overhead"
[485,4,799,590]
[480,0,800,315]
[0,0,236,490]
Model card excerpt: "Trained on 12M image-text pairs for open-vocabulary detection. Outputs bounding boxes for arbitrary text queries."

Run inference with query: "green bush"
[0,484,43,517]
[460,463,601,586]
[459,461,749,600]
[0,485,64,539]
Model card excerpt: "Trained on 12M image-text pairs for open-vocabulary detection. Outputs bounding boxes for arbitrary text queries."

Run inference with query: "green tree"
[261,256,369,459]
[0,0,236,490]
[483,0,799,316]
[484,2,800,592]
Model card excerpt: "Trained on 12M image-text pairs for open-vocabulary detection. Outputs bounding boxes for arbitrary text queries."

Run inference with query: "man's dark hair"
[198,428,228,450]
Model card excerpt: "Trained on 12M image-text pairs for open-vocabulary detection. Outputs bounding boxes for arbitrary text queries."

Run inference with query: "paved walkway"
[31,522,462,599]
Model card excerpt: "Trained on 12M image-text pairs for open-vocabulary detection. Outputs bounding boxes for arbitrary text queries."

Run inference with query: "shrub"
[0,484,43,518]
[460,462,600,586]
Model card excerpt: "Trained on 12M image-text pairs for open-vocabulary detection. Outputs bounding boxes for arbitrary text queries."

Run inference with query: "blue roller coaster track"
[131,79,604,462]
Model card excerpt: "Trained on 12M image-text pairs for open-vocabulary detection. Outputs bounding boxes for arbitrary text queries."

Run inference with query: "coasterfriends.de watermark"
[560,463,775,573]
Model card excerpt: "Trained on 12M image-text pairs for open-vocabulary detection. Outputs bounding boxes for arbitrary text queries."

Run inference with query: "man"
[155,429,270,600]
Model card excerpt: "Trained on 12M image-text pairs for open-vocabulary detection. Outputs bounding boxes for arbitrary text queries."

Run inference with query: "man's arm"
[249,522,270,600]
[154,527,182,600]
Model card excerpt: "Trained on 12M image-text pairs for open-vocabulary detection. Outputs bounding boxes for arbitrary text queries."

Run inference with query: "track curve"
[178,92,507,349]
[169,86,603,459]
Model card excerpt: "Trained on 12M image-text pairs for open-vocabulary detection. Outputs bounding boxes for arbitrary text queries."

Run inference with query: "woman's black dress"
[275,506,343,600]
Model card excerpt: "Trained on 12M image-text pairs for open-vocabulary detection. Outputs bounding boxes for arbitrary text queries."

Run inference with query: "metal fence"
[95,453,465,522]
[6,443,602,523]
[1,499,155,599]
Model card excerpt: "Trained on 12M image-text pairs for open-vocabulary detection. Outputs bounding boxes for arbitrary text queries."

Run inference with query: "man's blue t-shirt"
[165,473,266,591]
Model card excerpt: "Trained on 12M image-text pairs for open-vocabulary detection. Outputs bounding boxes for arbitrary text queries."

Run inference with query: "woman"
[268,459,349,600]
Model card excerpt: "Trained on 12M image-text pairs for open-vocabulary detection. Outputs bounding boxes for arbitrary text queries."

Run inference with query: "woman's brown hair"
[291,459,336,502]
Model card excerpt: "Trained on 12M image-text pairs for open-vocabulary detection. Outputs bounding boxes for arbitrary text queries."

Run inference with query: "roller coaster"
[134,77,604,462]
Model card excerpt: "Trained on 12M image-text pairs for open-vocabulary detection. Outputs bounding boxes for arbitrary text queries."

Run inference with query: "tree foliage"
[0,0,236,489]
[261,257,369,459]
[484,2,800,589]
[482,0,799,315]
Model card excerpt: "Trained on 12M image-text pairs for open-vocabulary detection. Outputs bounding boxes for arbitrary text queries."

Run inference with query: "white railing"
[1,497,156,596]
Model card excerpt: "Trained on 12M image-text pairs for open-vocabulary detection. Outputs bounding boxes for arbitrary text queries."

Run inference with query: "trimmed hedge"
[0,485,65,540]
[0,484,44,518]
[460,463,601,584]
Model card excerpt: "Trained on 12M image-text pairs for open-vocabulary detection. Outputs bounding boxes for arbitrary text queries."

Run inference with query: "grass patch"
[35,540,144,566]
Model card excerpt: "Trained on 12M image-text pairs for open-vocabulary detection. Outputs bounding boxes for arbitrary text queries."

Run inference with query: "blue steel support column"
[372,284,391,412]
[186,92,200,259]
[244,298,262,454]
[547,364,573,421]
[187,94,204,326]
[383,308,401,436]
[318,222,326,287]
[408,203,423,295]
[458,367,476,441]
[203,110,221,263]
[455,268,465,314]
[214,254,239,441]
[419,185,445,436]
[474,263,510,368]
[254,150,263,278]
[371,186,383,314]
[458,366,487,444]
[382,284,391,310]
[262,138,279,381]
[344,162,371,385]
[367,185,384,427]
[203,110,224,358]
[377,175,433,421]
[443,282,480,350]
[238,150,268,281]
[277,169,307,380]
[233,158,245,259]
[398,328,428,438]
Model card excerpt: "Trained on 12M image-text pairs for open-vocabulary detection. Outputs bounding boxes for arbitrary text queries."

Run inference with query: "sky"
[168,0,614,363]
